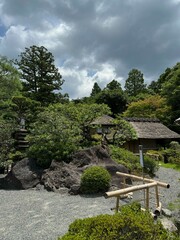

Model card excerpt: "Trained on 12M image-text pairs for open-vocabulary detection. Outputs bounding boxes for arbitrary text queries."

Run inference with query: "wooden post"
[116,196,120,212]
[154,202,162,216]
[155,185,160,208]
[145,187,149,210]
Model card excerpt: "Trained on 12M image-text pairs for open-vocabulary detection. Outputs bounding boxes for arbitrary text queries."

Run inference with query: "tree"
[0,56,22,102]
[27,103,111,167]
[123,95,171,124]
[160,63,180,122]
[27,110,82,168]
[125,69,146,97]
[148,68,171,94]
[95,80,127,116]
[15,45,64,105]
[105,79,122,90]
[90,82,101,97]
[11,96,41,127]
[0,56,22,120]
[0,116,16,168]
[112,115,137,145]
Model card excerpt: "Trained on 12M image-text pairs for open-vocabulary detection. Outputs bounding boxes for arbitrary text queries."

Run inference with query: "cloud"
[0,0,180,98]
[60,63,122,99]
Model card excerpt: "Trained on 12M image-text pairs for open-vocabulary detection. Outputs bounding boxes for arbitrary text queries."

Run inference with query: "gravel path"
[0,167,180,240]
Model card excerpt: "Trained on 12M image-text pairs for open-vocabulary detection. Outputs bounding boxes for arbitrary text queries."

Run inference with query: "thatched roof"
[125,118,180,139]
[90,115,115,125]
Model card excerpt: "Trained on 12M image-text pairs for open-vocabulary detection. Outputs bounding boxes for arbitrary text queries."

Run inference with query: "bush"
[80,166,111,194]
[58,202,178,240]
[162,141,180,165]
[109,145,158,176]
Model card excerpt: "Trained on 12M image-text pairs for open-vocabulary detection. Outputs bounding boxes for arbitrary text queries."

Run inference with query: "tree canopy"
[0,56,22,102]
[123,95,171,124]
[90,82,101,97]
[94,80,127,116]
[15,45,64,106]
[125,69,146,97]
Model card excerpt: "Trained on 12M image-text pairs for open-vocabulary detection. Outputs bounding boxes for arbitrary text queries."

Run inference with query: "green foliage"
[148,67,171,95]
[112,115,137,145]
[15,45,64,106]
[0,56,22,101]
[27,110,82,168]
[59,202,177,240]
[125,68,146,97]
[160,63,180,122]
[123,95,171,124]
[90,82,101,97]
[162,141,180,165]
[0,117,16,168]
[11,95,42,127]
[109,145,158,176]
[48,102,111,147]
[92,79,127,116]
[8,150,26,162]
[80,166,111,194]
[26,103,111,168]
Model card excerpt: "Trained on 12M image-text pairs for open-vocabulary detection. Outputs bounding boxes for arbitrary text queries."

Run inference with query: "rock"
[0,145,129,194]
[160,218,178,233]
[2,158,43,190]
[162,208,172,217]
[69,184,81,195]
[42,161,81,192]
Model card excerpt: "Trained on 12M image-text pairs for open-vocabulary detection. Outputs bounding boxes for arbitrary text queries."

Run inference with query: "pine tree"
[15,45,64,105]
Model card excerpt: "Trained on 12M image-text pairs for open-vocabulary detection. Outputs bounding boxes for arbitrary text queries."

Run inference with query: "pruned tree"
[15,45,64,105]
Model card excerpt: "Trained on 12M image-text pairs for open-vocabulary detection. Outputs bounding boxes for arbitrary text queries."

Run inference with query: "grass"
[159,161,180,172]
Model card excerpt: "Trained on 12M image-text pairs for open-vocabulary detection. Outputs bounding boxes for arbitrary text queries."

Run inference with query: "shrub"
[109,145,158,176]
[58,202,178,240]
[8,151,26,162]
[80,166,111,194]
[162,141,180,165]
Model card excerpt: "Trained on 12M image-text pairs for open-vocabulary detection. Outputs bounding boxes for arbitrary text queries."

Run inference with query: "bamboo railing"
[105,172,170,216]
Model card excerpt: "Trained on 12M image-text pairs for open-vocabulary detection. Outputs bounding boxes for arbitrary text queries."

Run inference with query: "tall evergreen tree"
[15,45,64,105]
[125,69,146,97]
[90,82,101,97]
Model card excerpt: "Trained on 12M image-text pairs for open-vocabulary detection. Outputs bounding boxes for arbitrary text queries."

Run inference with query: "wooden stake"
[145,188,149,210]
[116,196,120,212]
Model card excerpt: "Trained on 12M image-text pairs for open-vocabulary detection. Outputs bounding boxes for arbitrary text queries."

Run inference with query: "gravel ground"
[0,167,180,240]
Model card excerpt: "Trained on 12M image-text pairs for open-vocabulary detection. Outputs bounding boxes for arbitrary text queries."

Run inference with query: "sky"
[0,0,180,99]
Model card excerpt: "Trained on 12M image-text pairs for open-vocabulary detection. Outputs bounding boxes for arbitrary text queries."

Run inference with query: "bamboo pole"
[116,172,170,188]
[115,196,120,212]
[105,182,157,198]
[155,185,160,208]
[145,188,149,210]
[154,202,162,216]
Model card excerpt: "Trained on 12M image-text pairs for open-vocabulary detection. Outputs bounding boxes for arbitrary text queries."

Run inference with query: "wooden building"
[124,118,180,153]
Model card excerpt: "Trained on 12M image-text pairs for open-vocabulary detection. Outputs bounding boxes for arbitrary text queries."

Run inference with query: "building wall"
[124,139,158,153]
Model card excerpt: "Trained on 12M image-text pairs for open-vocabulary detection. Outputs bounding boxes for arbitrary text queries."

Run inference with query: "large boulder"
[42,161,81,193]
[3,158,43,189]
[71,145,129,189]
